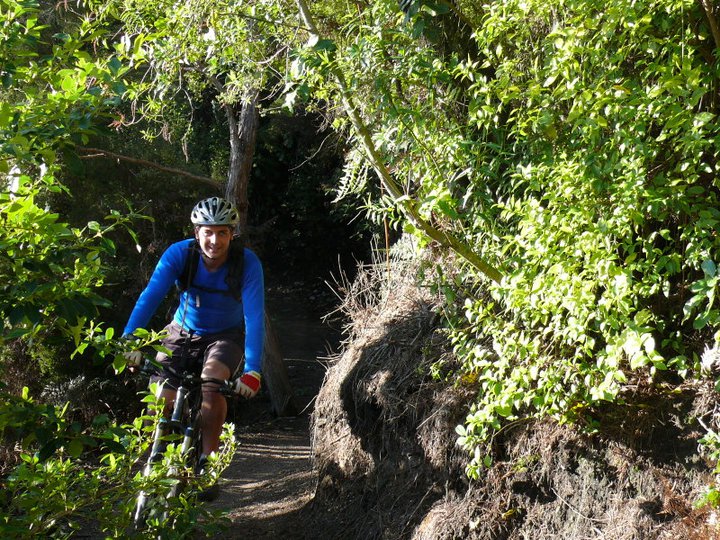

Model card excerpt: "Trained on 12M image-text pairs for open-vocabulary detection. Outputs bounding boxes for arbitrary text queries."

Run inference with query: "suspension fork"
[164,327,195,428]
[169,383,197,455]
[174,328,200,457]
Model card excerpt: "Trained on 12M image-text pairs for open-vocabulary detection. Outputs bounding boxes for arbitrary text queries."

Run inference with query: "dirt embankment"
[214,269,720,540]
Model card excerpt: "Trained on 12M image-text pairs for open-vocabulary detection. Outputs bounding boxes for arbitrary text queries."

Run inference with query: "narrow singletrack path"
[210,409,317,538]
[209,284,337,538]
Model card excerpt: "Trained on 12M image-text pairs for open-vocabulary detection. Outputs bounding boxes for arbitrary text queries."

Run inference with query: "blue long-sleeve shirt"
[123,238,265,373]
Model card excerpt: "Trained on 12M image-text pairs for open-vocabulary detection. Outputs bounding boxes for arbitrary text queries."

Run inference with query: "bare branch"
[699,0,720,55]
[75,146,222,190]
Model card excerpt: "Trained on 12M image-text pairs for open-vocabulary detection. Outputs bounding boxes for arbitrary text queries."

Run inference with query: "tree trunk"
[225,93,259,229]
[222,91,297,416]
[262,311,299,417]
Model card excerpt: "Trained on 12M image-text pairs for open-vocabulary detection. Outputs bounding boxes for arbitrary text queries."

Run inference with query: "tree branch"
[74,146,222,190]
[294,0,502,282]
[699,0,720,55]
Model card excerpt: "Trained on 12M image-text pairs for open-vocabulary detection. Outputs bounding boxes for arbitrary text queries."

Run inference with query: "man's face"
[195,225,233,261]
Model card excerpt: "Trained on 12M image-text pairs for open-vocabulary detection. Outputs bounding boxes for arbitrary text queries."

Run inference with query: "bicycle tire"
[133,383,195,529]
[131,365,229,530]
[133,418,172,529]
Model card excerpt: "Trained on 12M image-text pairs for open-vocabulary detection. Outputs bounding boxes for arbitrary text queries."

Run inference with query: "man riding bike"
[122,196,265,500]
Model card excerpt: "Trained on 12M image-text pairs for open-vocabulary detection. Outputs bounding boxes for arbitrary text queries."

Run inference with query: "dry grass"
[306,241,720,539]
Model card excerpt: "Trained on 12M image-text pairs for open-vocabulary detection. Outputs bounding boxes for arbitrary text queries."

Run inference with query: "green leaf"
[67,438,84,458]
[108,56,122,75]
[693,313,709,330]
[437,199,460,219]
[113,354,126,374]
[101,439,127,454]
[702,259,716,278]
[60,74,78,93]
[312,39,336,52]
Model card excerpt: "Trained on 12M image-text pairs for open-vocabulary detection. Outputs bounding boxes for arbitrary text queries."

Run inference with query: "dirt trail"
[211,390,316,538]
[208,284,338,538]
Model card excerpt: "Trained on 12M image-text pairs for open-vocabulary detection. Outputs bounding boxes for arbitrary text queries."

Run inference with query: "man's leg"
[200,357,231,456]
[156,386,177,417]
[152,322,188,417]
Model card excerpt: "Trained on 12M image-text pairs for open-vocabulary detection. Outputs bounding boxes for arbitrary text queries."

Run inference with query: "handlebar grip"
[140,359,157,376]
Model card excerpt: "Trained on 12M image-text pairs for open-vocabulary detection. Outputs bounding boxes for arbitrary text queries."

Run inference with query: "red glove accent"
[235,371,261,398]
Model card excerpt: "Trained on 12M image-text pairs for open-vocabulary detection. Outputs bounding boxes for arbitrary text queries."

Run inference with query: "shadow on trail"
[213,414,317,539]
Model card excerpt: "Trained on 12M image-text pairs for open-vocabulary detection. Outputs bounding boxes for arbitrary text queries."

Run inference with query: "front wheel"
[133,418,171,529]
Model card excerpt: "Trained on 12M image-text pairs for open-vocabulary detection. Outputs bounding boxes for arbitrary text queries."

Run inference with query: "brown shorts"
[152,322,245,389]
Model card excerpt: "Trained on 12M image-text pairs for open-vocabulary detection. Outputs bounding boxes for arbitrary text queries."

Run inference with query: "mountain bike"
[132,359,236,530]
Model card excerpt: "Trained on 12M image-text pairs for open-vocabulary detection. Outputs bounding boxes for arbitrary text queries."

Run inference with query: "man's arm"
[241,248,265,374]
[123,241,187,336]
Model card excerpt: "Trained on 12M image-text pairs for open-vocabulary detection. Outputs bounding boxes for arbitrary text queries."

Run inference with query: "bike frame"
[132,345,234,529]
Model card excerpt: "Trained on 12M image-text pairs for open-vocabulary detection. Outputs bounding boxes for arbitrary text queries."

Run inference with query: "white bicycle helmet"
[190,197,239,226]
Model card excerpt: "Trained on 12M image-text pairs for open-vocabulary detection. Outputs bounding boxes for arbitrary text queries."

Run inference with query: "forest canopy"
[2,0,720,534]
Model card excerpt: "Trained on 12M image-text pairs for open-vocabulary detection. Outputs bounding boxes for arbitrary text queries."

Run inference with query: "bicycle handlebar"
[140,358,238,398]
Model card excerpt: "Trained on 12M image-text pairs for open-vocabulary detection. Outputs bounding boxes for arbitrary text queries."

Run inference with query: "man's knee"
[202,357,231,382]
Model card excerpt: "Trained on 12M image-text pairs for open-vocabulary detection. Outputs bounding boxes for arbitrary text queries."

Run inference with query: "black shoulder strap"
[224,237,245,301]
[177,240,200,292]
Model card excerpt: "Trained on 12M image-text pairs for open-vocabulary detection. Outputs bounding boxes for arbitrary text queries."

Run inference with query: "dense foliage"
[453,0,720,473]
[287,0,720,479]
[0,1,233,535]
[3,0,720,532]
